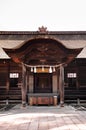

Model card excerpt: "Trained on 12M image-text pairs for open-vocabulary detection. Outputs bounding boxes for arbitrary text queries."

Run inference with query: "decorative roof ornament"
[38,26,48,33]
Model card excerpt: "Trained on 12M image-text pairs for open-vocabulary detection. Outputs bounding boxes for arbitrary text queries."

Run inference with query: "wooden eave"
[3,37,83,65]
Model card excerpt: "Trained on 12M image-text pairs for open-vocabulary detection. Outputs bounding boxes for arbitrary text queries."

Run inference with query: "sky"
[0,0,86,31]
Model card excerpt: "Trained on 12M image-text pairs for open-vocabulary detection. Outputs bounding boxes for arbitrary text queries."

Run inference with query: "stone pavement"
[0,104,86,130]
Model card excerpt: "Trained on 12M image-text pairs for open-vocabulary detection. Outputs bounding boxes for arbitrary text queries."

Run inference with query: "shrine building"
[0,26,86,106]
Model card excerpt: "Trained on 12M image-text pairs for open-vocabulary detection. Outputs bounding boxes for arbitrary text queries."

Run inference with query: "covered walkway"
[0,105,86,130]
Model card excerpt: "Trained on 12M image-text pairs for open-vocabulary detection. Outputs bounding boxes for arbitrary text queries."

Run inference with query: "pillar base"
[22,101,26,107]
[60,101,64,107]
[53,96,57,106]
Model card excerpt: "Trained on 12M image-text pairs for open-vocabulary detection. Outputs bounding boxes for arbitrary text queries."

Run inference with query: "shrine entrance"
[34,73,52,93]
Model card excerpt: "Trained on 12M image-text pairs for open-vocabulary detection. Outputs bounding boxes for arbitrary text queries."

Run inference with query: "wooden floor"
[0,105,86,130]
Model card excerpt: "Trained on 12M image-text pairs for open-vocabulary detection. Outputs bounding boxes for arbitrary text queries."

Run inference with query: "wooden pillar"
[6,61,10,94]
[21,63,27,107]
[29,74,34,93]
[59,65,64,107]
[76,66,80,90]
[52,73,58,93]
[57,68,60,92]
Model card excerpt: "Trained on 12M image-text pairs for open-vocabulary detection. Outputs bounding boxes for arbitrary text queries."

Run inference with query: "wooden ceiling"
[4,38,82,66]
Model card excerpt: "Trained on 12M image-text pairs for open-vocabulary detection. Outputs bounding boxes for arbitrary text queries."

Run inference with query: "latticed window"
[10,73,19,78]
[67,73,77,78]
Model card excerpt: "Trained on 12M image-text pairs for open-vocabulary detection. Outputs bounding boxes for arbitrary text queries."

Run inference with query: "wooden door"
[34,73,52,93]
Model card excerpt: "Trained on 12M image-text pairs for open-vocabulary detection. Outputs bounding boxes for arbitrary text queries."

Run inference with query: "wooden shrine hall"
[0,26,86,106]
